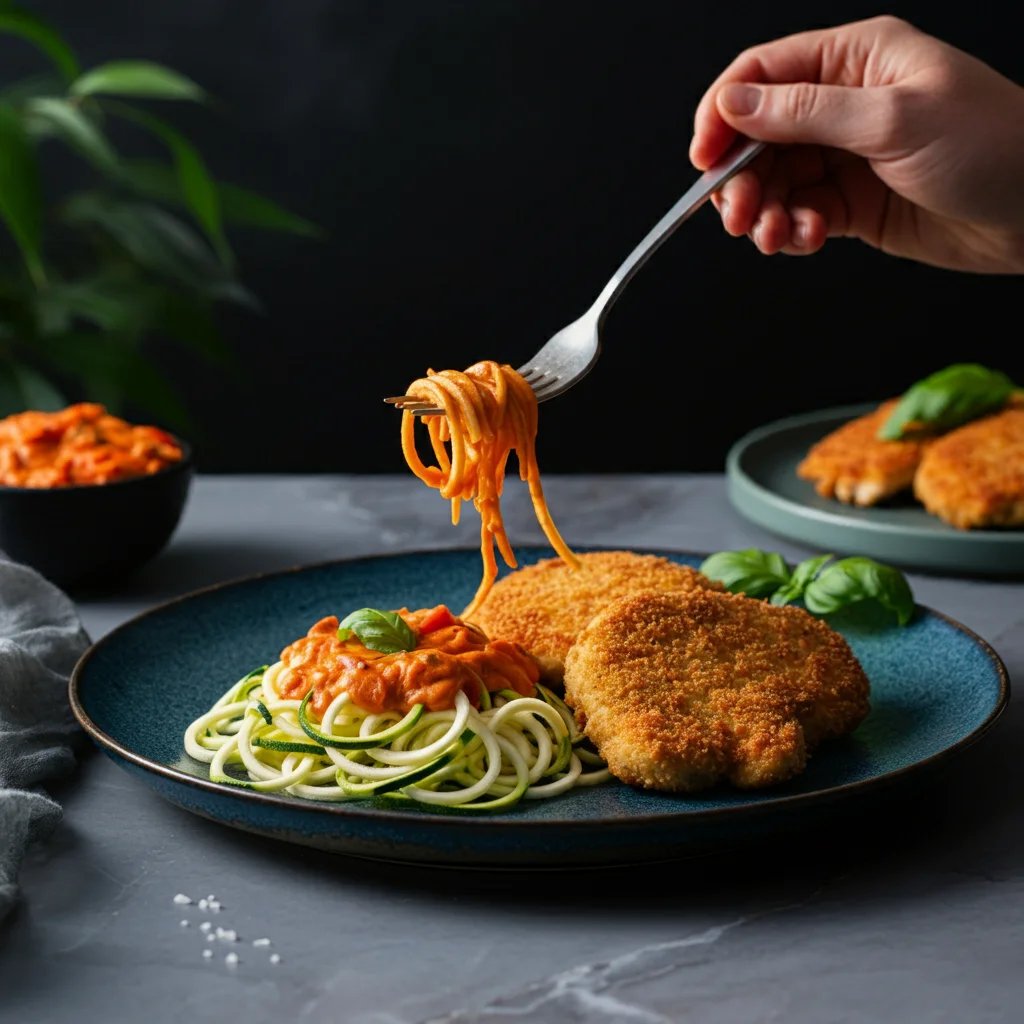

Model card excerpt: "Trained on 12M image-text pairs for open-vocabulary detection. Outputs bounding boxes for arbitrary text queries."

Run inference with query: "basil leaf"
[699,548,791,599]
[336,627,355,643]
[770,553,833,606]
[879,363,1016,440]
[337,608,416,654]
[803,557,915,626]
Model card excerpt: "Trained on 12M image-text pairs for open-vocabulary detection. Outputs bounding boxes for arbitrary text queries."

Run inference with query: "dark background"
[7,1,1024,473]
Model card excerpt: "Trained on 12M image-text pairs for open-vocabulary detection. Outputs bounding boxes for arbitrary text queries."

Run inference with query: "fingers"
[690,16,921,169]
[711,147,826,244]
[779,185,849,255]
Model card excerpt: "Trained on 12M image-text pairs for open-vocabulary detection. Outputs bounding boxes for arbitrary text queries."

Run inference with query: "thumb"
[716,81,901,157]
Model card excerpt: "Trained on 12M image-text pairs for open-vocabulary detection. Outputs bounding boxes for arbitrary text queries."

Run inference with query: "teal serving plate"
[70,548,1009,867]
[727,404,1024,575]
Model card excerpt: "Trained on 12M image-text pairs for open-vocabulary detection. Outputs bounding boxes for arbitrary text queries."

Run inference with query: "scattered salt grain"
[198,899,209,910]
[173,894,191,905]
[199,922,212,933]
[206,934,216,943]
[209,900,222,912]
[252,938,271,947]
[202,949,213,960]
[207,894,216,901]
[269,954,281,965]
[179,920,189,928]
[225,952,239,966]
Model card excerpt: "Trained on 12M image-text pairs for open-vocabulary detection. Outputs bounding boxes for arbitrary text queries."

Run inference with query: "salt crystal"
[199,922,212,933]
[173,894,191,905]
[207,934,216,943]
[179,920,189,928]
[209,900,222,912]
[202,949,213,960]
[225,952,239,966]
[198,899,209,910]
[252,938,271,947]
[269,953,281,965]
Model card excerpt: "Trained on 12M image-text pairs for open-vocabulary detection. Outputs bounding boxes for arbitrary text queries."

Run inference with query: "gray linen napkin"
[0,554,89,923]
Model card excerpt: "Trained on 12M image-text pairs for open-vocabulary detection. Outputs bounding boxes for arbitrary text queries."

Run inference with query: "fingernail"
[793,220,810,248]
[720,198,730,220]
[720,83,761,117]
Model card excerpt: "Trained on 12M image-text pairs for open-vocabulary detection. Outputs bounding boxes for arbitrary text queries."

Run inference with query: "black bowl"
[0,441,194,592]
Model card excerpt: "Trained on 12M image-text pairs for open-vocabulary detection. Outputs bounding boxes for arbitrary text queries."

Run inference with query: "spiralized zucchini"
[184,664,611,811]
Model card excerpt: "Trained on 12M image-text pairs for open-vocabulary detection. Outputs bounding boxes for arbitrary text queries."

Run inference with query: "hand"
[689,16,1024,273]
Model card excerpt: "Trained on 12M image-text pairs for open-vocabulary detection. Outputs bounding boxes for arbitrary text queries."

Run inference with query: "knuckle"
[785,82,821,122]
[872,87,915,148]
[869,14,914,37]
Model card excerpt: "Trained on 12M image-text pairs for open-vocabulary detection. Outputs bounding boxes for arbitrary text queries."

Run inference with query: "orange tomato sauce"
[273,605,540,717]
[0,403,183,488]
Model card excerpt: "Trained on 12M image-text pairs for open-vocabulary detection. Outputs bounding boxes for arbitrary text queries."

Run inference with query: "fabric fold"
[0,554,90,924]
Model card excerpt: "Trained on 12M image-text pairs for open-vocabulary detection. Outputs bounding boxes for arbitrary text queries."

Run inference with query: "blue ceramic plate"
[727,404,1024,575]
[70,548,1009,867]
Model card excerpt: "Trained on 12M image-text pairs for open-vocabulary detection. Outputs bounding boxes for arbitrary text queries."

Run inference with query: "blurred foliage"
[0,2,320,430]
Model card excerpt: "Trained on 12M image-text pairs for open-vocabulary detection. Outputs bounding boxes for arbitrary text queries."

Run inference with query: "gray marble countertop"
[2,474,1022,1024]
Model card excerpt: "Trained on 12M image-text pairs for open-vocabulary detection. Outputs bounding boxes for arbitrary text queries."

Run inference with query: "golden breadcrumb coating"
[913,406,1024,529]
[563,589,870,792]
[471,551,723,681]
[797,400,933,506]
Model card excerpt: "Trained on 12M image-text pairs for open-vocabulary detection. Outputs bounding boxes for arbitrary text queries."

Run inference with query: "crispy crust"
[913,407,1024,529]
[471,551,723,681]
[563,589,870,793]
[797,400,932,506]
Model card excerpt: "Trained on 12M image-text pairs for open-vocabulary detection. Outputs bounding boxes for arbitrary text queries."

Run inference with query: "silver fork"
[387,136,765,414]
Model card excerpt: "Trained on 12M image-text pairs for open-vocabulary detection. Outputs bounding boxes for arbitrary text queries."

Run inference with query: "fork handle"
[591,136,766,322]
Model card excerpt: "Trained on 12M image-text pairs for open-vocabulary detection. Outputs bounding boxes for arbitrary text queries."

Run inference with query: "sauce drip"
[274,605,539,716]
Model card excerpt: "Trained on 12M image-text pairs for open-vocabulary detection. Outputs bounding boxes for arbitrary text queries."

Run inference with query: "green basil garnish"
[701,549,914,626]
[769,553,832,607]
[698,548,790,599]
[337,608,416,654]
[802,557,915,626]
[878,363,1017,441]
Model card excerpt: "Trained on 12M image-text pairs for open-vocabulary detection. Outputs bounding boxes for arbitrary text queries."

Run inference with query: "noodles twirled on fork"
[400,361,579,617]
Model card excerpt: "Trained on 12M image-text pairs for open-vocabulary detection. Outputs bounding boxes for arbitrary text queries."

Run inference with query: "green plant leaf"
[122,160,323,236]
[10,361,64,409]
[769,554,833,606]
[153,290,231,366]
[104,103,231,265]
[803,557,915,626]
[338,608,417,655]
[0,102,44,286]
[879,363,1017,440]
[24,97,118,174]
[40,333,191,432]
[69,60,204,101]
[699,548,791,599]
[0,4,80,82]
[61,195,254,305]
[0,72,66,103]
[0,358,64,415]
[35,276,158,334]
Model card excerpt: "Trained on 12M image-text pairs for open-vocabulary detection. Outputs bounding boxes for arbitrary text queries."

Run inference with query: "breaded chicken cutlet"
[563,589,870,792]
[797,400,934,506]
[913,406,1024,529]
[471,551,723,682]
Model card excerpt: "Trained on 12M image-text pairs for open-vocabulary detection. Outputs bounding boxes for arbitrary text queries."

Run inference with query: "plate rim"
[69,546,1012,831]
[726,403,1024,545]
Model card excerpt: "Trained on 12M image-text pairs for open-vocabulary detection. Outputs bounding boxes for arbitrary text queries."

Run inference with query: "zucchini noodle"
[184,665,611,812]
[401,360,580,618]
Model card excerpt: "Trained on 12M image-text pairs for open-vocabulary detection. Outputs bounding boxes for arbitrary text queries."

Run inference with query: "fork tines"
[383,396,444,416]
